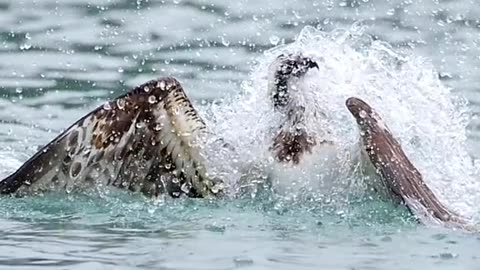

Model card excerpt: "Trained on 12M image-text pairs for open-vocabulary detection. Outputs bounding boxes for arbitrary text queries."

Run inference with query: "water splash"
[202,24,479,220]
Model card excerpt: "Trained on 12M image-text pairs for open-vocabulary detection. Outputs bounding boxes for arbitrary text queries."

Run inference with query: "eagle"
[0,53,471,230]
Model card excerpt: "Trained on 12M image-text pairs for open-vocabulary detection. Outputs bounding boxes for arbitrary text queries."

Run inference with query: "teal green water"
[0,191,475,270]
[0,191,454,269]
[1,0,480,269]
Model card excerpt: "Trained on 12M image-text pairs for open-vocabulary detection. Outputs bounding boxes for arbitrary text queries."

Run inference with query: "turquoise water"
[1,0,480,269]
[0,191,467,270]
[0,191,476,270]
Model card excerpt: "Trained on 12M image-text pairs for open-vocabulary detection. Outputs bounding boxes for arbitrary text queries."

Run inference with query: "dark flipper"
[0,77,224,198]
[346,97,472,230]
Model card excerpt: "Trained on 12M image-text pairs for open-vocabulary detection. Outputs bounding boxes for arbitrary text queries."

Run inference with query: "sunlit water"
[1,0,480,269]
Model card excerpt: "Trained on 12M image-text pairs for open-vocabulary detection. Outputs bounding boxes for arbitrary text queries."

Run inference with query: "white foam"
[201,24,480,220]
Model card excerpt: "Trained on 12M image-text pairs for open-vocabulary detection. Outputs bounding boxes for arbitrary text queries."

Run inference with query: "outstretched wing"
[345,97,471,229]
[0,77,224,198]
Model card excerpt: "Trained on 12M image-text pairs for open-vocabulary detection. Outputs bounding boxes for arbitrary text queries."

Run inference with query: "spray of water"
[201,23,480,221]
[0,23,477,225]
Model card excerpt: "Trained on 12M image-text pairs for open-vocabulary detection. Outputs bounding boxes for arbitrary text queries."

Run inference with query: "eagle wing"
[0,77,223,198]
[345,97,471,230]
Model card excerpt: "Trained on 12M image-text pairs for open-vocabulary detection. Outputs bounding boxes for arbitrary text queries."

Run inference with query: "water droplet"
[20,43,32,50]
[157,80,166,90]
[65,183,74,193]
[116,99,125,110]
[148,95,157,104]
[180,182,191,193]
[221,36,230,47]
[173,106,180,115]
[103,102,112,110]
[153,123,162,131]
[83,148,91,155]
[144,86,150,92]
[117,67,124,73]
[359,110,367,118]
[269,35,280,45]
[211,182,225,194]
[165,163,172,169]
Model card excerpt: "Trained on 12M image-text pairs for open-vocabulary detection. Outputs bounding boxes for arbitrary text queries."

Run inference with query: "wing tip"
[346,96,474,231]
[132,77,182,95]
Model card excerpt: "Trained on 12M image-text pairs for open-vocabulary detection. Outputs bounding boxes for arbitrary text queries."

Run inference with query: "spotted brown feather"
[0,77,223,198]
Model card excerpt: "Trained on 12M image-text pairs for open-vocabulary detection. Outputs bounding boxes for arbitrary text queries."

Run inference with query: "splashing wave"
[202,24,479,220]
